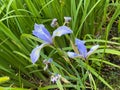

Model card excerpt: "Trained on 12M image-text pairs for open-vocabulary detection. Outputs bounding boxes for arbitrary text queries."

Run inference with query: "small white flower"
[50,18,58,27]
[51,74,61,83]
[64,17,71,23]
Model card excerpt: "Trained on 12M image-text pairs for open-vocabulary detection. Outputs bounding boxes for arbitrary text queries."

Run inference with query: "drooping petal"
[30,43,48,64]
[67,52,81,58]
[33,24,52,43]
[50,18,58,27]
[87,45,99,58]
[75,38,87,58]
[52,26,73,38]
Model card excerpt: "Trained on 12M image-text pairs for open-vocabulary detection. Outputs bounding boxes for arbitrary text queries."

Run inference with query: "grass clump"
[0,0,120,89]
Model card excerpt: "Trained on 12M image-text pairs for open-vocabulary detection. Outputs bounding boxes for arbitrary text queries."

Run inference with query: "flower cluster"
[30,17,99,84]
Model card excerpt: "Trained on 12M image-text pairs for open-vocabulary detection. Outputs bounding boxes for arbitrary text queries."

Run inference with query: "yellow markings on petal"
[54,31,62,36]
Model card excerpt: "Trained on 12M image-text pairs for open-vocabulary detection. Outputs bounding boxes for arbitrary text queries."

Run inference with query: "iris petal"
[67,52,80,58]
[52,26,73,38]
[33,24,52,43]
[30,43,48,64]
[75,38,87,58]
[87,45,99,58]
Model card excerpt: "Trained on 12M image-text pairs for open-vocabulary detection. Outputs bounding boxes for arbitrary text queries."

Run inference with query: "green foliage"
[0,0,120,90]
[0,76,9,84]
[0,87,28,90]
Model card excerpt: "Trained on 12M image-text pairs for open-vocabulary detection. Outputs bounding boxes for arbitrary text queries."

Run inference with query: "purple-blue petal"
[75,38,87,58]
[30,43,48,64]
[87,45,99,58]
[48,58,53,63]
[52,26,73,38]
[33,24,52,43]
[67,52,81,58]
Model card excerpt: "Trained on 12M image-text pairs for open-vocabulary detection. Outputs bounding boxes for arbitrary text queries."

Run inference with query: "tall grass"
[0,0,120,89]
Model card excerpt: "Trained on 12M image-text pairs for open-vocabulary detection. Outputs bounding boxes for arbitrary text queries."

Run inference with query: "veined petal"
[52,26,73,38]
[75,38,87,58]
[33,23,52,43]
[87,45,99,58]
[30,43,48,64]
[67,52,81,58]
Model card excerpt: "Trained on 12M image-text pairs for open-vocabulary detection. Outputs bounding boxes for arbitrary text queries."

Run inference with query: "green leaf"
[80,61,113,90]
[56,79,64,90]
[0,76,10,84]
[96,49,120,56]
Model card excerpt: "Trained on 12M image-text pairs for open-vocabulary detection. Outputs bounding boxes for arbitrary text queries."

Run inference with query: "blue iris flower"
[30,23,73,64]
[67,38,99,59]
